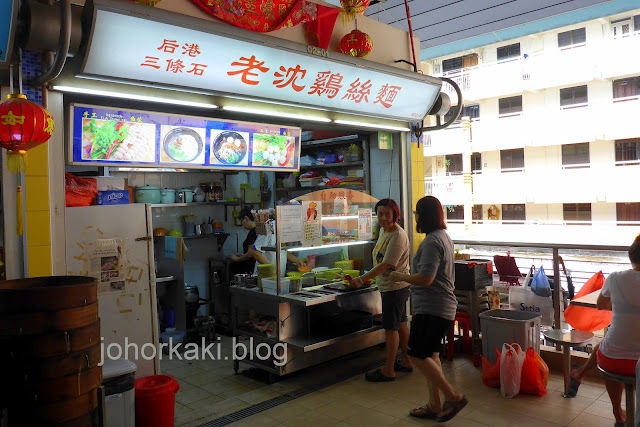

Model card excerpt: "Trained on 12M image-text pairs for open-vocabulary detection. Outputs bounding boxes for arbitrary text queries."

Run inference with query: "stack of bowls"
[256,264,277,289]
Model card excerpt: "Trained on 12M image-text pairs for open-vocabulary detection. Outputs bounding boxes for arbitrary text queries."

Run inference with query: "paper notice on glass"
[277,205,303,244]
[358,209,373,241]
[302,201,322,247]
[86,238,127,293]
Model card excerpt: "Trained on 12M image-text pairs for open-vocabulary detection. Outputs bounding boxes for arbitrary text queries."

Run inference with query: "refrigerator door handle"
[135,236,152,241]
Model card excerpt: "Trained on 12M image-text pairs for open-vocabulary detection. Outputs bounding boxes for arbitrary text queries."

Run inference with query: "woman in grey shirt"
[390,196,466,422]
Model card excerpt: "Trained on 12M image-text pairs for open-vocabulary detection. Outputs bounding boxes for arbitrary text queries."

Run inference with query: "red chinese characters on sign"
[308,72,343,99]
[374,84,402,109]
[273,65,306,92]
[342,78,372,104]
[140,40,206,76]
[227,56,270,85]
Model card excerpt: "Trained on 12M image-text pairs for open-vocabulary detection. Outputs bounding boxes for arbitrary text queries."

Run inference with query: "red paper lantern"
[340,0,370,21]
[340,29,373,58]
[0,94,54,154]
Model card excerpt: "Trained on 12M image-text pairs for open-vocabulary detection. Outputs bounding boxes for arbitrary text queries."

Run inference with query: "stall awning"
[74,0,442,123]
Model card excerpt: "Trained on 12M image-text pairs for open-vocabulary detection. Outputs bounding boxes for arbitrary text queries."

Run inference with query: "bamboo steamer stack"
[0,276,101,426]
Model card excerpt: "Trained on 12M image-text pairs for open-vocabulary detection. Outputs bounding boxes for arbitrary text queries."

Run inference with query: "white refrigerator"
[65,204,159,378]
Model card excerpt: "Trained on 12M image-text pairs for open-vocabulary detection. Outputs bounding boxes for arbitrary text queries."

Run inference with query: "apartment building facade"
[421,9,640,246]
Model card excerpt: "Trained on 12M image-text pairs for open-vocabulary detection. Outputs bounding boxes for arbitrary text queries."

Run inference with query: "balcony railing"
[432,33,640,102]
[424,175,466,206]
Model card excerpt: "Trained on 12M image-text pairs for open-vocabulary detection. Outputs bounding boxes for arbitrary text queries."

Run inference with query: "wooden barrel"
[0,276,101,426]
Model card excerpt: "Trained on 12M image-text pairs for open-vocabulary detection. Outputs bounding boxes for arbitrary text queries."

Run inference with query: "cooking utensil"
[184,284,199,304]
[194,224,202,235]
[163,127,203,162]
[160,188,175,204]
[175,189,193,203]
[134,186,161,204]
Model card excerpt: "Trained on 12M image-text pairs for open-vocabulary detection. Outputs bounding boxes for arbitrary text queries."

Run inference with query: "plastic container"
[261,278,290,295]
[134,375,179,427]
[479,309,541,363]
[102,358,136,427]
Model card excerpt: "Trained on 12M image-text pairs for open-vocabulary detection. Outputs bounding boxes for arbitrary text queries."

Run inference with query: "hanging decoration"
[0,93,54,172]
[340,29,373,58]
[339,0,370,22]
[0,56,55,236]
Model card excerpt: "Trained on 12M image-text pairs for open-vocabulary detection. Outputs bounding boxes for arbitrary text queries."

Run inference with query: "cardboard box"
[97,190,130,205]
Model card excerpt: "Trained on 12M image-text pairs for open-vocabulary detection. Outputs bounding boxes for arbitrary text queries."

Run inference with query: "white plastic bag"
[509,286,554,326]
[500,343,525,398]
[523,265,535,287]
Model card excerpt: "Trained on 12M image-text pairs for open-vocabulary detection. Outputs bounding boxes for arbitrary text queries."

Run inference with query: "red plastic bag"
[65,173,98,207]
[520,347,546,396]
[535,350,549,388]
[481,348,502,388]
[564,272,611,332]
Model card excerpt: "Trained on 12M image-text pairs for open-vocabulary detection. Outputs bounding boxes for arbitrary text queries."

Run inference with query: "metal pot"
[134,186,161,204]
[175,188,194,203]
[160,188,176,204]
[184,284,199,304]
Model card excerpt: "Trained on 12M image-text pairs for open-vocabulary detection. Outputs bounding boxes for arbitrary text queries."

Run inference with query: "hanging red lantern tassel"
[340,0,371,22]
[340,29,373,58]
[0,94,54,173]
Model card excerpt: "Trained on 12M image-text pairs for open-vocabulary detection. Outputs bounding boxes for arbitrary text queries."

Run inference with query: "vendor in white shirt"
[248,233,306,276]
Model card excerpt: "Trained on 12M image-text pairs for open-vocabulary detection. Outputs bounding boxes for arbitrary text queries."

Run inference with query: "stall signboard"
[81,5,442,122]
[69,104,301,171]
[0,0,18,66]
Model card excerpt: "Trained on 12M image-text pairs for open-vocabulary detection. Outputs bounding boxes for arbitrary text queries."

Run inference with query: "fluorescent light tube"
[333,119,410,132]
[51,85,218,109]
[223,106,331,122]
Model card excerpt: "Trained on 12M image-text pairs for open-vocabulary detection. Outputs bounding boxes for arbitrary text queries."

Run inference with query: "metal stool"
[598,366,636,427]
[542,329,594,397]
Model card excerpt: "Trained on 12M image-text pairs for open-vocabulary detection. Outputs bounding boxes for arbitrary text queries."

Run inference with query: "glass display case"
[230,189,385,380]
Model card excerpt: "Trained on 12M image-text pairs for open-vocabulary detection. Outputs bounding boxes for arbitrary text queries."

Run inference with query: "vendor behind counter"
[229,207,258,275]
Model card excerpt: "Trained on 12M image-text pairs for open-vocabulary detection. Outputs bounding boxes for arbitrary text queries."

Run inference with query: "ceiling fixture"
[222,106,331,122]
[333,119,410,132]
[51,86,219,109]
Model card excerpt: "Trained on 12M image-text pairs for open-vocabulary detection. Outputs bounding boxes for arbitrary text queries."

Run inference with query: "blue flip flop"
[565,367,581,398]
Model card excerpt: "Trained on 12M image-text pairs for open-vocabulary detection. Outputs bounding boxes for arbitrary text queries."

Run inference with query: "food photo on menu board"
[81,118,156,162]
[252,134,295,168]
[159,125,206,164]
[209,130,250,166]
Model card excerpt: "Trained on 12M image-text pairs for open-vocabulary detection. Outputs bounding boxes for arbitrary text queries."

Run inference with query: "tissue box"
[97,190,130,205]
[261,278,290,295]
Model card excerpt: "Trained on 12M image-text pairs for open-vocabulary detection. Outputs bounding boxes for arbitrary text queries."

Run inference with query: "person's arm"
[348,262,393,287]
[596,292,612,310]
[247,247,270,265]
[287,252,306,267]
[231,252,252,262]
[389,271,434,287]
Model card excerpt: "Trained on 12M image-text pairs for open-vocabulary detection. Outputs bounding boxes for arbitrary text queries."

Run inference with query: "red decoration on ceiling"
[0,94,54,153]
[340,29,373,58]
[306,5,341,49]
[190,0,318,32]
[340,0,370,21]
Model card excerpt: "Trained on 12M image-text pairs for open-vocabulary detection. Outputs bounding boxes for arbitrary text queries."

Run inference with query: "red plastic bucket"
[135,375,180,427]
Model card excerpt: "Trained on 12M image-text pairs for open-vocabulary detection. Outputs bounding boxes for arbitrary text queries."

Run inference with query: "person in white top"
[567,233,640,425]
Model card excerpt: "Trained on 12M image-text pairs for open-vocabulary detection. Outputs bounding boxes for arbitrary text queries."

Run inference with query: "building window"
[613,76,640,99]
[499,96,523,116]
[615,138,640,165]
[563,203,592,225]
[497,43,520,61]
[446,205,464,221]
[560,85,588,107]
[442,54,478,74]
[445,154,463,175]
[471,153,482,173]
[500,148,524,172]
[472,205,483,222]
[558,28,586,48]
[444,104,480,123]
[502,204,525,224]
[617,203,640,225]
[562,143,590,168]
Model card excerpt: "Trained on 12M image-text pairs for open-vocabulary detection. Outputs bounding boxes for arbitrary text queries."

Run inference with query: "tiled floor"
[161,337,621,427]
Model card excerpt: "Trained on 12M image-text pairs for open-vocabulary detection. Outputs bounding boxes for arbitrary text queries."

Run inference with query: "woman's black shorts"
[407,313,452,359]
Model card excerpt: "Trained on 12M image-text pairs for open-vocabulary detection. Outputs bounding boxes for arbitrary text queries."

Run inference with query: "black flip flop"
[565,367,581,398]
[365,369,395,382]
[394,362,413,372]
[436,396,468,422]
[409,405,438,419]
